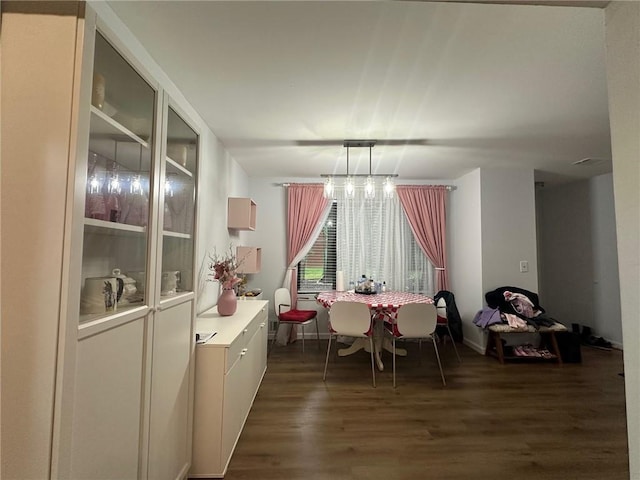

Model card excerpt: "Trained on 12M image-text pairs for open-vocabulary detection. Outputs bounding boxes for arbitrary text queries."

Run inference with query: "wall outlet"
[520,260,529,273]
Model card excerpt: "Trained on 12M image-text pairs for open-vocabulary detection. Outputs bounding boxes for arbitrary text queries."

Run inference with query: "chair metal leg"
[301,324,305,355]
[446,324,461,362]
[369,336,376,388]
[432,335,446,386]
[315,318,320,349]
[268,322,280,357]
[323,333,333,381]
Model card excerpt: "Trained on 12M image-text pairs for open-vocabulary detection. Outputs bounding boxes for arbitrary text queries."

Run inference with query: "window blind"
[297,192,434,295]
[297,202,337,293]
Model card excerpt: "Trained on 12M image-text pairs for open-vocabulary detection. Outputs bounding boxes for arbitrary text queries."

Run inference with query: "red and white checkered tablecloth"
[316,290,434,320]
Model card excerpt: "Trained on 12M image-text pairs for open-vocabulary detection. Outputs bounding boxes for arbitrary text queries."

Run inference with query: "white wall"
[450,169,484,351]
[591,174,622,344]
[449,167,539,353]
[537,180,595,328]
[480,168,539,293]
[478,168,539,348]
[245,177,288,303]
[195,133,250,314]
[605,2,640,477]
[537,174,622,345]
[537,174,622,347]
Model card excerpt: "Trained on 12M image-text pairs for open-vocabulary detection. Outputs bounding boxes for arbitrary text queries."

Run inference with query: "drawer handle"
[240,348,248,356]
[243,328,248,333]
[260,322,265,328]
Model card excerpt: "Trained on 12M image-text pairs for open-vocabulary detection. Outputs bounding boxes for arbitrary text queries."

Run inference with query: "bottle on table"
[357,275,366,291]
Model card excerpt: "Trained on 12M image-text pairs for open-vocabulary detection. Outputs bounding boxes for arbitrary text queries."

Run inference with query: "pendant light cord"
[346,145,350,176]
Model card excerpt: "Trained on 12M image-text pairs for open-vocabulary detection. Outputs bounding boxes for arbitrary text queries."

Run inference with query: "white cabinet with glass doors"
[80,31,155,323]
[57,11,199,480]
[148,99,199,480]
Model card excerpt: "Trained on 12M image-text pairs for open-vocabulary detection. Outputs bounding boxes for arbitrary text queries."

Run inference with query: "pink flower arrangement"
[208,247,243,290]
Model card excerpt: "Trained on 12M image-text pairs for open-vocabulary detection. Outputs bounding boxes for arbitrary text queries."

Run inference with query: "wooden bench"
[485,322,567,365]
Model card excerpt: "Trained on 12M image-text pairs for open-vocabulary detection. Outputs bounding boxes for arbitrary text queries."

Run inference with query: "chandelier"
[321,140,397,199]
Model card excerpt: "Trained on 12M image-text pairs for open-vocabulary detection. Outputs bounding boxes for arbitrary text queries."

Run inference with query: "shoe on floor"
[585,335,612,351]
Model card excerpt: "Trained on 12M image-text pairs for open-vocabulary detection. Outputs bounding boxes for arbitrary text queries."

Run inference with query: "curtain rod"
[277,182,456,191]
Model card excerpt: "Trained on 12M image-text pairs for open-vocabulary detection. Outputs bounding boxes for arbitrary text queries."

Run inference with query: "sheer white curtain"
[335,189,435,296]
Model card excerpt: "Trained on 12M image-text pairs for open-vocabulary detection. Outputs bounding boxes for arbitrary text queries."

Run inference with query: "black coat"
[434,290,463,342]
[484,286,546,320]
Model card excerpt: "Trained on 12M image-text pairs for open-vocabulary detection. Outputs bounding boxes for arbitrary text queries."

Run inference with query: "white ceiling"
[107,0,612,186]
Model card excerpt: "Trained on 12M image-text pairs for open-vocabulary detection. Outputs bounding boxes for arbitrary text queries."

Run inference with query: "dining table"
[316,290,434,371]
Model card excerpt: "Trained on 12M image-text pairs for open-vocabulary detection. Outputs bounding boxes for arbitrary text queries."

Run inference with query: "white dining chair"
[387,303,446,387]
[323,301,376,387]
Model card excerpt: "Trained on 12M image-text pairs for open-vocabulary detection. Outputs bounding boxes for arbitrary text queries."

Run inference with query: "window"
[297,203,337,293]
[297,193,435,295]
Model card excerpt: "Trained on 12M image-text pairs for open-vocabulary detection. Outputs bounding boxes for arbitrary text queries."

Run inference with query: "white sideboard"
[190,300,269,478]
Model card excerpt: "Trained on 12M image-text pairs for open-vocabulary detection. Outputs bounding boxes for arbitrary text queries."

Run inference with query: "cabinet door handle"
[243,328,248,334]
[260,322,265,328]
[240,348,248,356]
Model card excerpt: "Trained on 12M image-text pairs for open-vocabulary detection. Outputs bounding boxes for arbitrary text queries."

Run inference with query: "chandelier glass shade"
[323,177,334,198]
[322,140,397,199]
[364,175,375,199]
[383,176,395,199]
[86,143,149,199]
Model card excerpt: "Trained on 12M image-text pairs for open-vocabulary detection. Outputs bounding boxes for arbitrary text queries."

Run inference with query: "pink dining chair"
[271,287,319,357]
[386,303,446,387]
[323,301,376,387]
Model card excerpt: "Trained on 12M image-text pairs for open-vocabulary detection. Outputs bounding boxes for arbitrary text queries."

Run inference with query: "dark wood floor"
[224,339,629,480]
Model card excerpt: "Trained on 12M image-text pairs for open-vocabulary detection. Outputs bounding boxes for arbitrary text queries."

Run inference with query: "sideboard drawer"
[225,305,264,373]
[191,300,269,479]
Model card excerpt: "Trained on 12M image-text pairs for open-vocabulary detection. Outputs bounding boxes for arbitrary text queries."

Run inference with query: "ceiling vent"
[572,157,608,167]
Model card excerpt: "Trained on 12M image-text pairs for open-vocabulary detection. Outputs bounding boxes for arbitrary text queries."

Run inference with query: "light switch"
[519,261,529,273]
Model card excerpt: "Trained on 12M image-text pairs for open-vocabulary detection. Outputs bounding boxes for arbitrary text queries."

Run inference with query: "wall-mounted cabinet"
[227,197,256,230]
[236,246,262,274]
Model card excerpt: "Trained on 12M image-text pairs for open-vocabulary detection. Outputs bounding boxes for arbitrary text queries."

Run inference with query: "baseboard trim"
[463,338,485,354]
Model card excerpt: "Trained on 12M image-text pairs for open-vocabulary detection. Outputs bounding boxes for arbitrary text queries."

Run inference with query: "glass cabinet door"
[80,32,156,322]
[160,106,198,298]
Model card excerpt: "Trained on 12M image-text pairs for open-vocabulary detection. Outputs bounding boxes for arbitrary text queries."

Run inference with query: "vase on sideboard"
[217,288,237,316]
